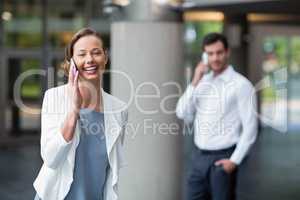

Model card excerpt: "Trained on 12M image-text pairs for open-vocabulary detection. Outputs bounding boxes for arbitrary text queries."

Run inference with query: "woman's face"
[72,35,107,81]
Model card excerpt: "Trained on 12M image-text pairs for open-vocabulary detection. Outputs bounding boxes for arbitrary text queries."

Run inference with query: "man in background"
[176,33,258,200]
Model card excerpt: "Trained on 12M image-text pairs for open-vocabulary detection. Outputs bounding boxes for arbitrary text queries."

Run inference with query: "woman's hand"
[68,59,82,113]
[61,60,82,142]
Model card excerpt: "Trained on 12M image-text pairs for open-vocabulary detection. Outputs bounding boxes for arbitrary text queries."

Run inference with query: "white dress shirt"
[176,65,258,165]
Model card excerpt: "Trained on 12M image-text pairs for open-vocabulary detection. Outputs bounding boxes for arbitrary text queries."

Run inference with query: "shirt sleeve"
[230,80,258,165]
[176,84,197,124]
[40,90,73,169]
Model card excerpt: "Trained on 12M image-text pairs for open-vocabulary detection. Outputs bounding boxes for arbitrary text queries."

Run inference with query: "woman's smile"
[82,65,99,74]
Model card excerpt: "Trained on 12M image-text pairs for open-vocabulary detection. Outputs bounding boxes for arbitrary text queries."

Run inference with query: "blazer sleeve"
[120,109,128,145]
[40,90,73,169]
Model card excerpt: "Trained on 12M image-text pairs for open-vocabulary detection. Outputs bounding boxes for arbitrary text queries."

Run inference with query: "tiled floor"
[0,129,300,200]
[0,145,42,200]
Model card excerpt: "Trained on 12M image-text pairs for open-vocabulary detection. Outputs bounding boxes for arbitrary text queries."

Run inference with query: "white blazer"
[33,84,128,200]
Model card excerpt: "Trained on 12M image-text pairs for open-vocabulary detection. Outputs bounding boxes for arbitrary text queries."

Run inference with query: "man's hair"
[202,32,229,50]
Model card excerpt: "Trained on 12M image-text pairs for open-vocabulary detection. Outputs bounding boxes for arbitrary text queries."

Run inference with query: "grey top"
[64,108,109,200]
[34,108,109,200]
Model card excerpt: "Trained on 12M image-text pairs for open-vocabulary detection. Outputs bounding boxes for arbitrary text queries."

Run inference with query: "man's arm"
[230,80,258,165]
[176,84,197,123]
[176,61,208,123]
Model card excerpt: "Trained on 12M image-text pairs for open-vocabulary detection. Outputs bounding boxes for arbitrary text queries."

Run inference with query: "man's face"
[204,40,229,74]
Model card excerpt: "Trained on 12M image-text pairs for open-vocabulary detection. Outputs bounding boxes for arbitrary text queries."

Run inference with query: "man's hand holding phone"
[191,53,209,87]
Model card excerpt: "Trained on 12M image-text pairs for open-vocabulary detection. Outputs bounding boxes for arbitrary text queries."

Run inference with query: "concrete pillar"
[123,0,180,22]
[110,1,184,199]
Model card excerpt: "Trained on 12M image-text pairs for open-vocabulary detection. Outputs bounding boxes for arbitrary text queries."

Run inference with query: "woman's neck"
[78,78,103,111]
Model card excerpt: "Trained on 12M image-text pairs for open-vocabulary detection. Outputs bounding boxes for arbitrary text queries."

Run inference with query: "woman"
[33,28,128,200]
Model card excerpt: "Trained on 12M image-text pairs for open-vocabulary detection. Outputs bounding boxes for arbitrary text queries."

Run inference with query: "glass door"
[5,55,42,135]
[249,25,300,133]
[243,24,300,200]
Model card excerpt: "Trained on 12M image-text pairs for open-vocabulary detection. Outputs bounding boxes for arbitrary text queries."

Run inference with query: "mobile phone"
[71,58,78,75]
[201,52,209,73]
[202,52,208,65]
[71,58,78,70]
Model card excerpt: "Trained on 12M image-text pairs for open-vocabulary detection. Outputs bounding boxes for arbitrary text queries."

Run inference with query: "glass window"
[260,35,300,132]
[3,0,42,48]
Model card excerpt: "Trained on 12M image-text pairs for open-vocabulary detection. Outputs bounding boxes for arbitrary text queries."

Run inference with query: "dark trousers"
[186,146,237,200]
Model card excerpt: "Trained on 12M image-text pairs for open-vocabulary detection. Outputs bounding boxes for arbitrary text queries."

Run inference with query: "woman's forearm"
[61,109,79,142]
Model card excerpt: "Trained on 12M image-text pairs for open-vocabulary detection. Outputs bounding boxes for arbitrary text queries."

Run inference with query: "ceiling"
[181,0,300,15]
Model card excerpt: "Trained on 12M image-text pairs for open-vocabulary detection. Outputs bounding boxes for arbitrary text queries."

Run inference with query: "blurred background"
[0,0,300,199]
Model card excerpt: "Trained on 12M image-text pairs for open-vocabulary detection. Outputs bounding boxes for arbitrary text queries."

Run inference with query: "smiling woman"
[32,28,128,200]
[61,28,108,82]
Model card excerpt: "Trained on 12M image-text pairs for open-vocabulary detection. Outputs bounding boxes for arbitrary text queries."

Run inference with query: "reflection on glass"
[3,0,42,48]
[20,59,42,99]
[260,36,300,132]
[289,37,300,131]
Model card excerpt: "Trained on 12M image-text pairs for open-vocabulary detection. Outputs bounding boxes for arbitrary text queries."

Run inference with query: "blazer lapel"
[64,85,122,159]
[102,90,122,157]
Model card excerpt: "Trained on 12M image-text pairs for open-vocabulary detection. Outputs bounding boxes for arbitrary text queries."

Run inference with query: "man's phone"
[202,52,208,65]
[201,52,209,73]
